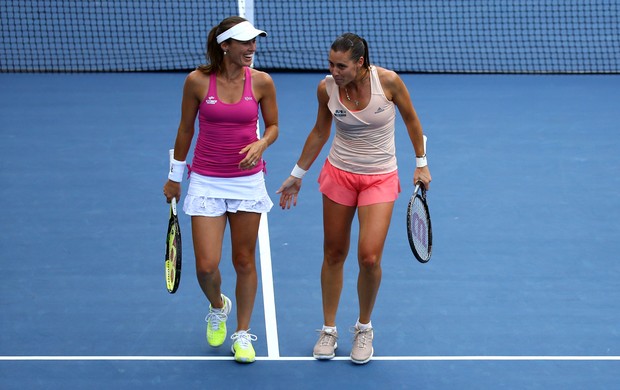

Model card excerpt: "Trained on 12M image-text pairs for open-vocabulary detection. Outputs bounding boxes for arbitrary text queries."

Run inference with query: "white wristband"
[416,155,428,168]
[290,164,307,179]
[168,159,186,182]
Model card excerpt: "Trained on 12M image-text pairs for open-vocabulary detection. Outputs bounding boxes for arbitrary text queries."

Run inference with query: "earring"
[223,51,227,55]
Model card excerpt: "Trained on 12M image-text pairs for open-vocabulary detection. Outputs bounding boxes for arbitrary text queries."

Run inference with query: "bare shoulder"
[374,65,407,101]
[182,70,210,103]
[185,69,210,92]
[187,68,208,83]
[317,77,328,91]
[317,78,329,102]
[249,68,274,87]
[375,66,401,89]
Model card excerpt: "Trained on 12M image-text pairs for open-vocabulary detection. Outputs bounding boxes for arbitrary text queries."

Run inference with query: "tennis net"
[1,0,618,73]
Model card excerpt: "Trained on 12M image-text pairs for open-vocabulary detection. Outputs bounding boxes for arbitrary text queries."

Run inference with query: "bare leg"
[356,201,394,324]
[228,211,262,331]
[321,195,356,326]
[191,215,228,308]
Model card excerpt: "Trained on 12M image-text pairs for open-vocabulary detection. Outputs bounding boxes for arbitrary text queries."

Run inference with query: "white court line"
[258,213,280,358]
[1,356,619,361]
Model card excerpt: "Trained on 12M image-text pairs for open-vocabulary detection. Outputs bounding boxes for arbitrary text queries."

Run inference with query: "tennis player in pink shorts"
[277,32,431,364]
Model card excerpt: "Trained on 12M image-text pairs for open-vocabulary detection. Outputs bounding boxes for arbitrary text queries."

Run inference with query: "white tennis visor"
[216,21,267,44]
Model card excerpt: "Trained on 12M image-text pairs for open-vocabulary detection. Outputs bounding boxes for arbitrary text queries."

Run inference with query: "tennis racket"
[407,182,432,263]
[165,150,182,293]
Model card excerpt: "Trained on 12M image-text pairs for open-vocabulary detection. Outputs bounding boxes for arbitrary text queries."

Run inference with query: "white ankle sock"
[322,325,337,334]
[356,320,372,331]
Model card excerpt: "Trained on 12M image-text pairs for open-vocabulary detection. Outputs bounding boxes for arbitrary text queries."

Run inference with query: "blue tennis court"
[1,71,619,389]
[2,0,620,387]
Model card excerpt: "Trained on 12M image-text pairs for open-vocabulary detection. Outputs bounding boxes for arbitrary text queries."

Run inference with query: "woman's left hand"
[414,166,432,190]
[239,139,268,170]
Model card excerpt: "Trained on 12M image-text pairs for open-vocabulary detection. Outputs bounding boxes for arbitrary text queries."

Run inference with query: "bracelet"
[416,155,428,168]
[290,164,307,179]
[168,158,186,182]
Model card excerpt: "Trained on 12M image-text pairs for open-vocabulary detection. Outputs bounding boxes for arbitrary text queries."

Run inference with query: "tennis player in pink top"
[163,16,278,363]
[277,32,431,364]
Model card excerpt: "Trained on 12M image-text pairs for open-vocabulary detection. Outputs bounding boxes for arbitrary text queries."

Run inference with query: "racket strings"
[410,197,430,258]
[165,219,182,293]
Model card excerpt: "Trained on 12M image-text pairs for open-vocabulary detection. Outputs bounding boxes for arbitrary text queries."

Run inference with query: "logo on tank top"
[335,109,347,117]
[244,96,254,101]
[205,96,217,105]
[374,105,390,114]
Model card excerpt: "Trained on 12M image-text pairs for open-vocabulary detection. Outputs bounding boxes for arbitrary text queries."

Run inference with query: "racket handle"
[169,149,178,216]
[171,197,177,216]
[414,183,420,194]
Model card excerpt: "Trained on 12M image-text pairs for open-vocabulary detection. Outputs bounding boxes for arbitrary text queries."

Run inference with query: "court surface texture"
[1,72,619,389]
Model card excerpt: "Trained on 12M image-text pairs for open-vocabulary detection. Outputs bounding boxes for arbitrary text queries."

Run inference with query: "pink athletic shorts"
[317,159,401,207]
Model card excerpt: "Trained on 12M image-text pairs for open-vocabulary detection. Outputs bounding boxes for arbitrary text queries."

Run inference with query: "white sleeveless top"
[325,66,397,174]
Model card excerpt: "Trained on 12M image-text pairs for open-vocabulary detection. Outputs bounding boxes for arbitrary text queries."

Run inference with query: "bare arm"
[276,79,333,209]
[381,68,432,189]
[163,71,202,202]
[238,70,279,169]
[296,81,333,169]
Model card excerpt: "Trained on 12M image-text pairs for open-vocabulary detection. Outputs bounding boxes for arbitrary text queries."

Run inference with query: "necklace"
[344,69,370,107]
[344,87,359,107]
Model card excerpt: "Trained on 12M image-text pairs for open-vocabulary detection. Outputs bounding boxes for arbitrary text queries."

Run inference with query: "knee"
[358,252,381,270]
[232,254,256,276]
[324,246,348,266]
[195,258,219,279]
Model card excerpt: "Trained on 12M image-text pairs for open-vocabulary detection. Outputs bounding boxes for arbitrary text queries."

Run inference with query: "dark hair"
[198,16,247,74]
[330,33,370,69]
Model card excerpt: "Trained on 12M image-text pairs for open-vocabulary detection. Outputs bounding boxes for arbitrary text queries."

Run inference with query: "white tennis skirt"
[183,171,273,217]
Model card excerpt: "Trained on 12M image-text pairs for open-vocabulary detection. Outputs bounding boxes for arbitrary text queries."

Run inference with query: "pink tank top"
[191,67,263,177]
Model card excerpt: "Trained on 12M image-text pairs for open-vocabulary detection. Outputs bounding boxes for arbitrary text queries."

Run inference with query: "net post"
[237,0,254,24]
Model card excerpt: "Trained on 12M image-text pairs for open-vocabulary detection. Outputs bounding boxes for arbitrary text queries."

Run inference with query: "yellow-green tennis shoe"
[205,294,232,347]
[230,330,257,363]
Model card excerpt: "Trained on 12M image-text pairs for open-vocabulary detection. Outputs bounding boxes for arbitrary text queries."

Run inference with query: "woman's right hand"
[163,180,181,204]
[276,176,302,209]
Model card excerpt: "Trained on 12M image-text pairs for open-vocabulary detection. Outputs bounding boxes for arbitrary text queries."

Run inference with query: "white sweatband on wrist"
[416,155,428,168]
[168,159,186,182]
[290,164,307,179]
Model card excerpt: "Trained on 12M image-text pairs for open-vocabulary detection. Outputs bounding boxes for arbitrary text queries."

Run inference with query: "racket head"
[407,183,433,263]
[165,198,182,293]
